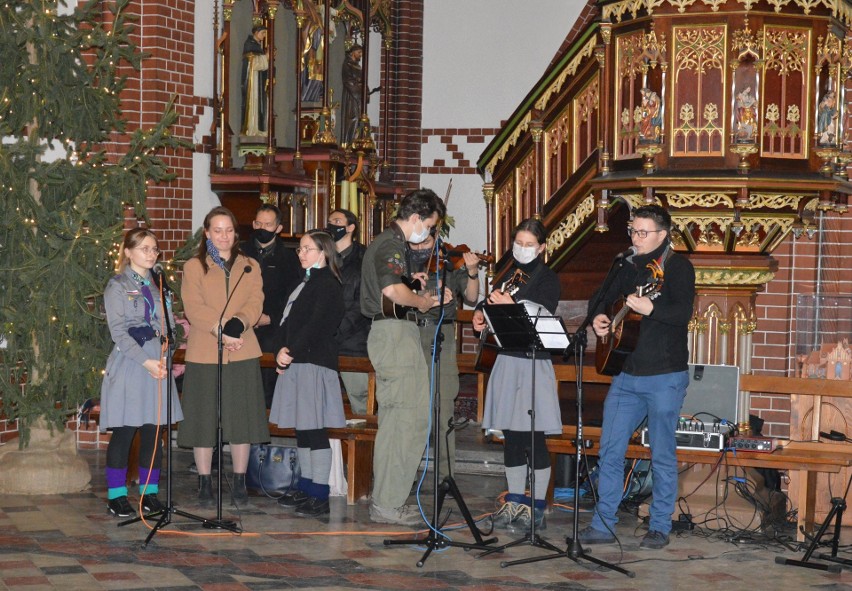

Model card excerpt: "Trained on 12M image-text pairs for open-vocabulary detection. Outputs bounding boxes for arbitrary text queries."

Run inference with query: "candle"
[350,181,359,216]
[340,180,349,211]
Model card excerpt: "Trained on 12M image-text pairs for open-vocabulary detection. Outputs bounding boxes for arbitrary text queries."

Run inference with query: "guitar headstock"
[501,269,529,297]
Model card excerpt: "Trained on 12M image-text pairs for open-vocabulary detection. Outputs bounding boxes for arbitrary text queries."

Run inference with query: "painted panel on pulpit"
[546,109,571,200]
[671,25,726,157]
[760,25,811,159]
[614,31,645,160]
[516,152,536,222]
[572,74,600,172]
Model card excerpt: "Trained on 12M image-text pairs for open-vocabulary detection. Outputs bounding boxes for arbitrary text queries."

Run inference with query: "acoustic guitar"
[380,275,429,320]
[474,269,528,373]
[594,280,662,376]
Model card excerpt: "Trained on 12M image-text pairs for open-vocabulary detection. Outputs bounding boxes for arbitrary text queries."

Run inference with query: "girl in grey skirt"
[100,229,183,517]
[270,230,344,517]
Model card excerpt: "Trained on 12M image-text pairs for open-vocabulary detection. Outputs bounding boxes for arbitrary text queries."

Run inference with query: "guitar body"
[474,331,500,373]
[380,275,424,319]
[594,278,663,376]
[595,298,644,376]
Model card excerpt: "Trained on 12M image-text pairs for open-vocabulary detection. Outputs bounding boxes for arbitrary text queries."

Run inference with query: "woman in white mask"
[472,218,562,534]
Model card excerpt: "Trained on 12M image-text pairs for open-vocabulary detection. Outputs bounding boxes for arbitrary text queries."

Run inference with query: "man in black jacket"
[241,204,303,407]
[579,204,695,550]
[327,209,371,413]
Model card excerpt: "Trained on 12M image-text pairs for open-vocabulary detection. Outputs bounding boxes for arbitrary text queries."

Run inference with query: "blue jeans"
[590,371,688,536]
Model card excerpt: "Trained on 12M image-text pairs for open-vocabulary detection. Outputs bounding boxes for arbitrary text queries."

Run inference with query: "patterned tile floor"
[1,440,851,590]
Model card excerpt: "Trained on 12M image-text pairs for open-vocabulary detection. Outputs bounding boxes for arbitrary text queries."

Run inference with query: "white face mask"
[409,218,430,244]
[513,244,539,265]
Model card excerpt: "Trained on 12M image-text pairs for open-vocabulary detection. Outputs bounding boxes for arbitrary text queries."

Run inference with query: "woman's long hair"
[116,228,159,273]
[197,206,242,273]
[307,229,342,281]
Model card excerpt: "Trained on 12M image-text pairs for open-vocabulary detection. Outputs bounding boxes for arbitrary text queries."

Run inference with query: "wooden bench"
[172,347,488,505]
[543,364,852,540]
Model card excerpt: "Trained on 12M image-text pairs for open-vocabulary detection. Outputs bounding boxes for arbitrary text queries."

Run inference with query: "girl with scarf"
[101,229,184,517]
[269,230,344,517]
[178,206,269,507]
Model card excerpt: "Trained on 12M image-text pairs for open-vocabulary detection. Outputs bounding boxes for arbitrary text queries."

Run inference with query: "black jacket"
[590,241,695,376]
[334,242,371,356]
[275,266,344,371]
[241,236,303,351]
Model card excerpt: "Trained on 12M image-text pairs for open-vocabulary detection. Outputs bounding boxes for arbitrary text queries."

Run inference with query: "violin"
[426,242,494,274]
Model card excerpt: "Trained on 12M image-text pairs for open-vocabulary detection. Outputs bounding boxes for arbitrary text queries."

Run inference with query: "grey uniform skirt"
[100,339,184,429]
[482,354,562,435]
[177,359,270,447]
[270,363,346,430]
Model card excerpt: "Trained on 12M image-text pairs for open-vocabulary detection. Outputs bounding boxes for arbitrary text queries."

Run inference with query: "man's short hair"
[256,203,283,226]
[395,188,446,222]
[633,204,671,232]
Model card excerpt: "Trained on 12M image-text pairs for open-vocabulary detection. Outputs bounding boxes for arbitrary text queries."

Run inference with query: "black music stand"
[119,273,237,543]
[775,473,852,573]
[510,254,634,577]
[385,252,498,567]
[475,301,570,566]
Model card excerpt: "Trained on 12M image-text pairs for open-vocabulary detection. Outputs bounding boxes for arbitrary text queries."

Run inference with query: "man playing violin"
[408,230,481,481]
[360,188,453,526]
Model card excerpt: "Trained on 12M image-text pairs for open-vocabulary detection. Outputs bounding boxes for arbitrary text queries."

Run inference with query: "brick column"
[381,0,424,191]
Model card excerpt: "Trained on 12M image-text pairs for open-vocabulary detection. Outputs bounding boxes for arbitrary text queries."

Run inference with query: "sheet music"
[520,301,571,349]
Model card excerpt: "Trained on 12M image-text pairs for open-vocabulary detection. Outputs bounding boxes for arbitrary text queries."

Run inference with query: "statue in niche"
[301,2,337,104]
[734,86,758,143]
[817,90,839,146]
[241,25,269,137]
[341,44,363,147]
[638,87,662,143]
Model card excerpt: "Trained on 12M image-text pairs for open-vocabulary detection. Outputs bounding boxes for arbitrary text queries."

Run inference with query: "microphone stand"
[509,254,633,576]
[120,268,236,541]
[384,241,497,566]
[205,264,252,530]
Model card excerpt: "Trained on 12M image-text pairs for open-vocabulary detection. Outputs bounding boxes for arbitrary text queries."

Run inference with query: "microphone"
[615,246,637,260]
[151,263,173,297]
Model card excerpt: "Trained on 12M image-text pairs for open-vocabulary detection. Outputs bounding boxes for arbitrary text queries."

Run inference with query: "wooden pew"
[543,364,852,539]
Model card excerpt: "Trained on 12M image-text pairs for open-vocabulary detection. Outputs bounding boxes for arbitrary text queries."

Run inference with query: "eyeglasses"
[295,246,319,255]
[135,246,160,255]
[627,228,664,239]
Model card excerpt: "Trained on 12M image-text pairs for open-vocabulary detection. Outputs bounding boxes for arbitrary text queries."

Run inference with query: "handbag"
[246,444,301,497]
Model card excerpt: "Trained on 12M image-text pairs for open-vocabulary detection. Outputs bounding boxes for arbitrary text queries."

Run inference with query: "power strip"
[728,436,776,453]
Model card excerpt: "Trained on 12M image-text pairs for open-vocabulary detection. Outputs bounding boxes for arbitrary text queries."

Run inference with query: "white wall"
[421,0,585,251]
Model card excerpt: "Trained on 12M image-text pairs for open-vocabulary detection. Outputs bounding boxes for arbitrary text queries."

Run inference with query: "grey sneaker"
[491,501,520,529]
[640,529,669,549]
[577,525,615,545]
[508,504,546,534]
[369,503,422,526]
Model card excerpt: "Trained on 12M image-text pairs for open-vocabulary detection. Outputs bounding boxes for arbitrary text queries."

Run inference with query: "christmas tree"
[0,0,184,445]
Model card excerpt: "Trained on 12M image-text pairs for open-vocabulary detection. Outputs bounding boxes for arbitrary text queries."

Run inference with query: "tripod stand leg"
[776,496,847,572]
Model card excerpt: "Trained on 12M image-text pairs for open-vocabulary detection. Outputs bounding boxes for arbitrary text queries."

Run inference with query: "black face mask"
[252,228,276,244]
[409,248,433,267]
[325,225,348,242]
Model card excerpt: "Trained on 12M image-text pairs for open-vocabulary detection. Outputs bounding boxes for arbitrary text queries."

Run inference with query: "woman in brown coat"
[178,206,270,507]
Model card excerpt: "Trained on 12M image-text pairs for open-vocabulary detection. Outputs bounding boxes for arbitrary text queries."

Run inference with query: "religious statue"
[341,44,363,147]
[638,88,662,143]
[301,2,337,104]
[241,25,269,137]
[734,86,758,143]
[817,90,839,147]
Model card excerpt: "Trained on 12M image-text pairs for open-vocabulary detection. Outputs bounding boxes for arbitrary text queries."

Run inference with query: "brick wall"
[750,210,852,437]
[381,0,424,191]
[109,0,198,256]
[421,128,501,175]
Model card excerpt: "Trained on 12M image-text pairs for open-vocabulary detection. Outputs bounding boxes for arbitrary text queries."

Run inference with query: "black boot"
[198,475,214,507]
[231,473,249,506]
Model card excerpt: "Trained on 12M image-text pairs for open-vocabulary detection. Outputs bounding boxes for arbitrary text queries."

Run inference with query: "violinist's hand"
[592,314,611,338]
[472,310,487,332]
[487,289,515,305]
[461,251,480,273]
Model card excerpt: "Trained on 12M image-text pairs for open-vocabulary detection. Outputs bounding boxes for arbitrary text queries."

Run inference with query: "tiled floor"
[1,433,851,590]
